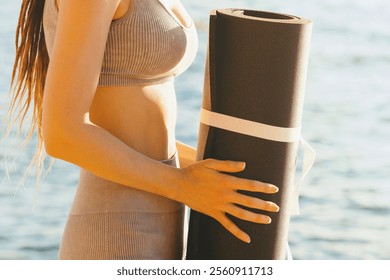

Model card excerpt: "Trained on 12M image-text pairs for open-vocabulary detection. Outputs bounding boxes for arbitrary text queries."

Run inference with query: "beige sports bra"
[43,0,198,86]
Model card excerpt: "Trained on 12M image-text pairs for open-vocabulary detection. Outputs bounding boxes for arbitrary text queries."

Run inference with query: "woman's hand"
[178,158,279,243]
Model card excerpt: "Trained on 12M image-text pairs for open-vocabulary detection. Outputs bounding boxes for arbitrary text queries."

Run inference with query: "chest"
[103,0,188,77]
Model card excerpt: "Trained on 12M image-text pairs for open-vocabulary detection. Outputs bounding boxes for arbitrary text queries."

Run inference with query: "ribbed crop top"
[43,0,198,86]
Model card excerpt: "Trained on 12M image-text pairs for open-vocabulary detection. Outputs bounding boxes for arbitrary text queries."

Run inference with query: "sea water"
[0,0,389,259]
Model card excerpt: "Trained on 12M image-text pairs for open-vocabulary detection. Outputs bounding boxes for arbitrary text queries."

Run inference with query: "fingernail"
[240,162,246,169]
[246,237,251,244]
[269,202,280,212]
[267,217,272,224]
[270,185,279,192]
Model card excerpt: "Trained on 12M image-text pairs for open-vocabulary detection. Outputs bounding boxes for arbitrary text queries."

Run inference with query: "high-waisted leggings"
[58,154,185,260]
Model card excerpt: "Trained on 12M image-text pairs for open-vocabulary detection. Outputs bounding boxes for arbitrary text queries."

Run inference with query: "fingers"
[218,204,277,244]
[200,159,279,194]
[218,213,251,243]
[201,158,246,173]
[188,158,282,244]
[231,177,279,194]
[227,204,273,224]
[231,193,280,212]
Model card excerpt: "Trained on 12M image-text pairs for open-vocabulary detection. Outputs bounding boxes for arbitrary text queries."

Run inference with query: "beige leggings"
[58,154,185,260]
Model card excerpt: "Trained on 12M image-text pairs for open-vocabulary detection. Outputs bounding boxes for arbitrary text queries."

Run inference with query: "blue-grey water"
[1,0,389,260]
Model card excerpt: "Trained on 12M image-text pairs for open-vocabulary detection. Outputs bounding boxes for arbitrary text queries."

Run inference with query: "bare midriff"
[90,80,177,161]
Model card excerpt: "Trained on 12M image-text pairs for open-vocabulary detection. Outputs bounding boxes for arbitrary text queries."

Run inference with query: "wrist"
[152,162,189,203]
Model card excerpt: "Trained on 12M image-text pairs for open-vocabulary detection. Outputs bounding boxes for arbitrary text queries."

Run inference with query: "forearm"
[45,117,280,243]
[46,120,182,201]
[176,140,197,168]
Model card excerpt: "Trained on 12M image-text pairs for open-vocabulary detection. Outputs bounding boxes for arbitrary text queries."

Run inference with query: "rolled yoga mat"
[186,9,313,260]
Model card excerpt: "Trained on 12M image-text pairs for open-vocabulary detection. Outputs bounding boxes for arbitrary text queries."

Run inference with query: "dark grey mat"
[186,9,312,260]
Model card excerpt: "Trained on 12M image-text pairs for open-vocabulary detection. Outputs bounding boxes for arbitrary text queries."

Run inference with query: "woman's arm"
[43,0,177,198]
[43,0,279,243]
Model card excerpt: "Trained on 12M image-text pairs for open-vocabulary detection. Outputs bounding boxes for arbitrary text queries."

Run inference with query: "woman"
[9,0,279,259]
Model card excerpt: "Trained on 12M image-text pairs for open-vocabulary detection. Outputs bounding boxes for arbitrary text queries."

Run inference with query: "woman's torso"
[43,0,198,161]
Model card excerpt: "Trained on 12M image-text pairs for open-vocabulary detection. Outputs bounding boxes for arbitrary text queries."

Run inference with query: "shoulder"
[51,0,122,45]
[56,0,122,23]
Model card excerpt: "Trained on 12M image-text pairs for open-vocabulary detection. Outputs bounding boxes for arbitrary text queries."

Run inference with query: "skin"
[43,0,280,244]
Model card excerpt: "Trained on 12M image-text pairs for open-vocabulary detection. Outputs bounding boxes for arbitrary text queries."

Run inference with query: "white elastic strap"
[290,138,316,215]
[200,108,301,143]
